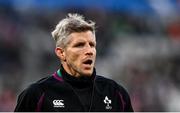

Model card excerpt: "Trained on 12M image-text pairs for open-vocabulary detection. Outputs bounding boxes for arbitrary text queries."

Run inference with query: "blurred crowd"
[0,0,180,111]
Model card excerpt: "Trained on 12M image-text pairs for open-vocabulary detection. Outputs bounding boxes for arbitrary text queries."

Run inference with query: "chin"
[79,66,94,76]
[81,70,93,76]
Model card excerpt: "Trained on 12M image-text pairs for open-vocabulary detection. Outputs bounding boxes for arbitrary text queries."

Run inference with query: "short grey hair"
[51,13,96,48]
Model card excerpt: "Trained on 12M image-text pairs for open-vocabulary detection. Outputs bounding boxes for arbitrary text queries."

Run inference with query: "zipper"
[57,69,96,111]
[88,75,96,112]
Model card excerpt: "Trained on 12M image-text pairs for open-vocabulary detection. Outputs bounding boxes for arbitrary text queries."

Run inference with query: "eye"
[73,42,85,47]
[89,42,96,48]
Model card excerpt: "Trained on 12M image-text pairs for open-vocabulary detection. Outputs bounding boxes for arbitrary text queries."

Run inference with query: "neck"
[60,65,95,90]
[60,64,95,79]
[62,63,81,77]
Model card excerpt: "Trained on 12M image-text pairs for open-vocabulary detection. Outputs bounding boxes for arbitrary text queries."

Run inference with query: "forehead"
[68,31,96,44]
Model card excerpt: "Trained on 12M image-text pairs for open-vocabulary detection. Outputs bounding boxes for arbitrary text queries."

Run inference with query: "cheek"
[66,51,81,63]
[94,49,97,55]
[93,49,97,57]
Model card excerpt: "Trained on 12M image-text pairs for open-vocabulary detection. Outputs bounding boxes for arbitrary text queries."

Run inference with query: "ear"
[55,47,66,61]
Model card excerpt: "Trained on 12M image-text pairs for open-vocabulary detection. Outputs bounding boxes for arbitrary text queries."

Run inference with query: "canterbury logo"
[53,100,64,108]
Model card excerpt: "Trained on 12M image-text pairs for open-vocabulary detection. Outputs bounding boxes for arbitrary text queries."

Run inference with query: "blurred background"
[0,0,180,111]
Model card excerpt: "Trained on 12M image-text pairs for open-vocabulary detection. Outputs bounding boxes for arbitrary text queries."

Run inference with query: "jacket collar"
[56,65,96,88]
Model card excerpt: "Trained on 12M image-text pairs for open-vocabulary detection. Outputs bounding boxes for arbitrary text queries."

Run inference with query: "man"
[14,13,133,112]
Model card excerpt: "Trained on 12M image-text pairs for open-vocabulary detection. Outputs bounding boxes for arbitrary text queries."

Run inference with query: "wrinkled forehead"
[67,30,96,43]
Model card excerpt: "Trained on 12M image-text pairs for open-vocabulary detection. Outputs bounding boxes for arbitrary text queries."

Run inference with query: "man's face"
[60,30,96,77]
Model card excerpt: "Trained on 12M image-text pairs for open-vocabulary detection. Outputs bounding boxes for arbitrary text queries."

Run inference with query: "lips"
[83,59,93,65]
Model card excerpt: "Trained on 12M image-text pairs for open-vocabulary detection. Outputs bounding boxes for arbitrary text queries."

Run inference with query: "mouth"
[83,59,93,65]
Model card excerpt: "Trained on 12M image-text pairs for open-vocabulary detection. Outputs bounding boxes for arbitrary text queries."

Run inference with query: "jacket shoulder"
[26,76,51,90]
[14,76,53,112]
[17,76,53,101]
[96,75,122,88]
[95,75,130,98]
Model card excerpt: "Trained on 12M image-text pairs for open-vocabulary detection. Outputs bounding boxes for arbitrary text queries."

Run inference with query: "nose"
[85,45,94,56]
